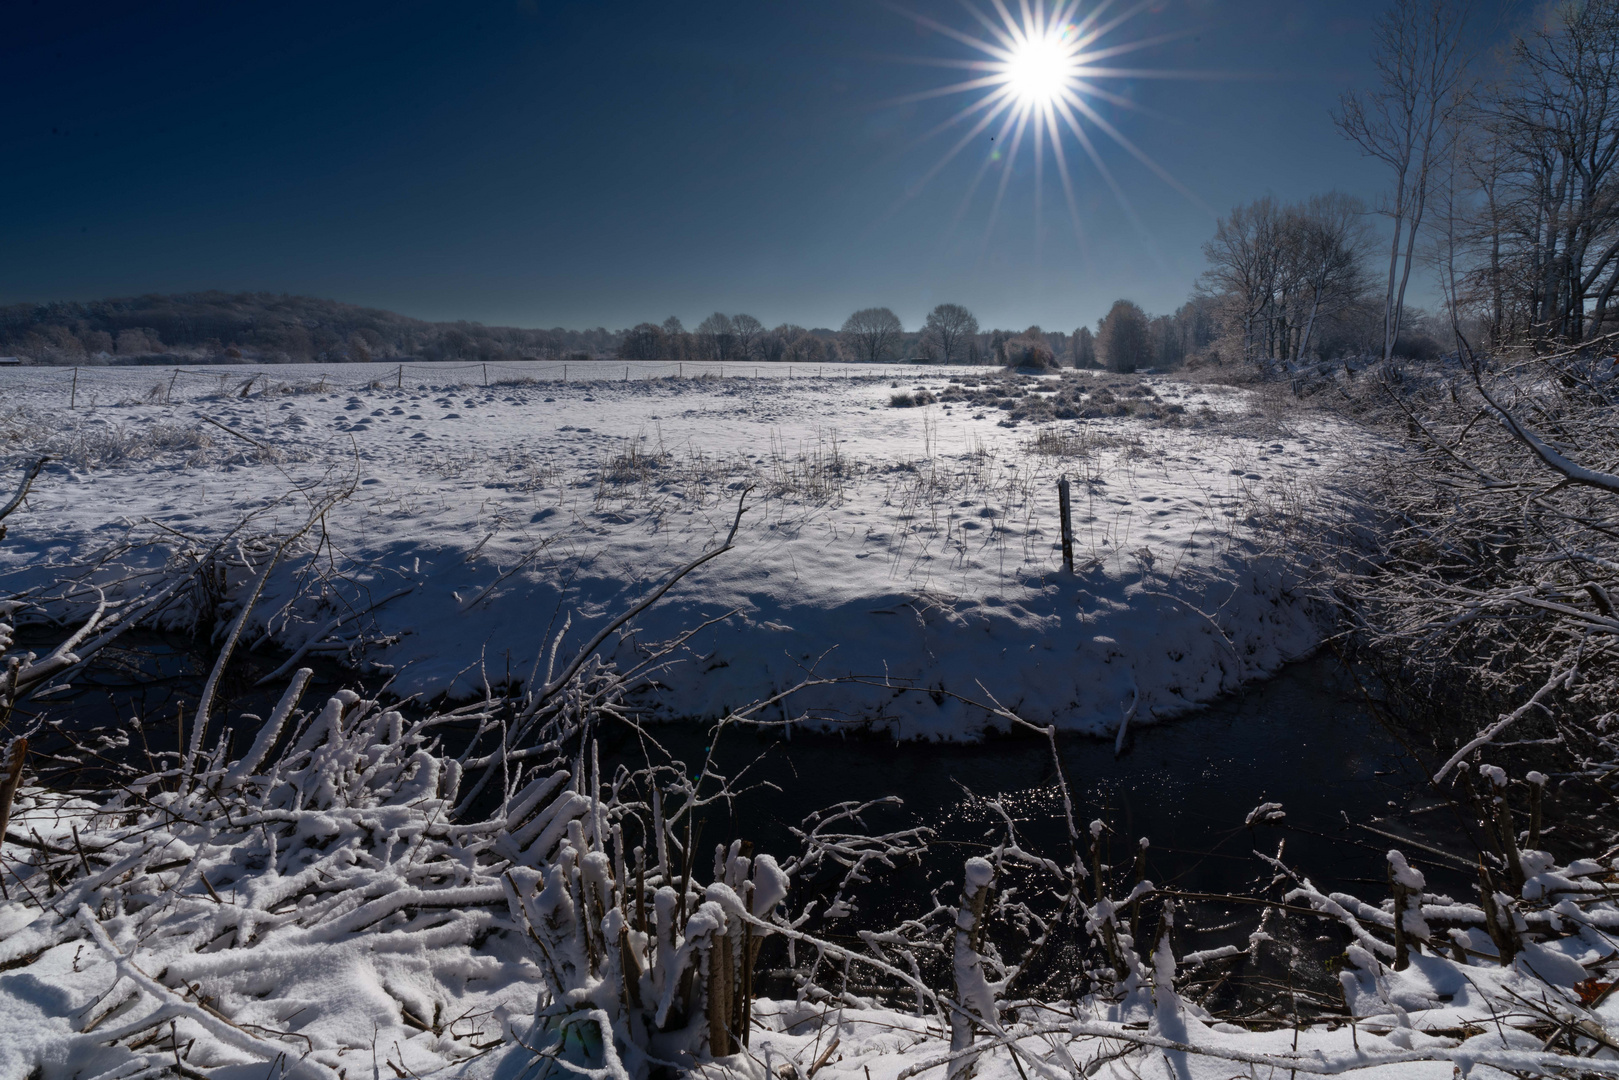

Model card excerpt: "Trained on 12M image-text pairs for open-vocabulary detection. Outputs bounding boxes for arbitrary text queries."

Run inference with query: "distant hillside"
[0,291,622,364]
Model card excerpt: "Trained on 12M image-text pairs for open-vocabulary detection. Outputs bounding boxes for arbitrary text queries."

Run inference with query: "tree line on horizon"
[0,287,1216,374]
[615,304,1215,372]
[0,292,619,367]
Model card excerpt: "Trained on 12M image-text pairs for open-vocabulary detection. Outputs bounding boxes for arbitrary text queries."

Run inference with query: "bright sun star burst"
[1005,29,1074,105]
[887,0,1205,249]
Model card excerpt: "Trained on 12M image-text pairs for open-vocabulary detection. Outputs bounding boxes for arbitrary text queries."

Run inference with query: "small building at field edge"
[0,357,22,366]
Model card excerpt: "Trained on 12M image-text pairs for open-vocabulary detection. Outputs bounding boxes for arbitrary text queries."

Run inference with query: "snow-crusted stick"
[0,456,49,542]
[223,668,312,787]
[7,568,203,702]
[252,586,414,687]
[1471,367,1619,494]
[1386,850,1429,970]
[518,486,751,720]
[183,489,347,790]
[948,857,996,1080]
[78,906,338,1080]
[1433,666,1573,783]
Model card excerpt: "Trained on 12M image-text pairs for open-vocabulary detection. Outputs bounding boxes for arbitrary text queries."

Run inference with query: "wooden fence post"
[1058,476,1074,573]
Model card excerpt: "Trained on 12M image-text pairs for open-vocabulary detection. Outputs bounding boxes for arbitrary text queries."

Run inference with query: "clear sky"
[1,1,1518,333]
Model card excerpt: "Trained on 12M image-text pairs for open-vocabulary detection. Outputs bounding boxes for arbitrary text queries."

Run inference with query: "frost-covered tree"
[1071,325,1097,368]
[1000,325,1056,369]
[840,307,903,364]
[756,325,785,361]
[922,303,978,364]
[1461,1,1619,343]
[1097,300,1151,372]
[1201,194,1371,364]
[1285,192,1372,360]
[1201,198,1283,363]
[115,327,161,356]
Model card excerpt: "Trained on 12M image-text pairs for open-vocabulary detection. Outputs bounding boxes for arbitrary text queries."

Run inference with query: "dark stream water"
[13,630,1482,1000]
[595,653,1480,944]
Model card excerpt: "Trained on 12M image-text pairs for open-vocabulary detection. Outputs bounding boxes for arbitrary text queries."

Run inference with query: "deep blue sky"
[1,1,1515,332]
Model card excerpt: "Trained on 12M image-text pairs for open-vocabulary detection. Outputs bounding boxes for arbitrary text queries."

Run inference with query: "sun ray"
[1034,91,1046,262]
[1071,0,1156,50]
[949,98,1026,240]
[901,83,1018,158]
[958,0,1020,53]
[1068,79,1172,120]
[981,101,1034,248]
[1067,0,1122,42]
[1060,87,1212,213]
[896,87,1018,199]
[1050,92,1151,241]
[1072,29,1200,65]
[1040,95,1091,259]
[874,56,1002,71]
[1069,67,1267,80]
[873,74,1011,110]
[883,1,1012,59]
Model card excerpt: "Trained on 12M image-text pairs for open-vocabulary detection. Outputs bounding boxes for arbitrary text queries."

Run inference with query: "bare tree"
[731,313,765,360]
[1335,0,1476,361]
[1147,315,1185,369]
[1201,198,1284,363]
[922,303,978,364]
[1287,193,1374,360]
[840,307,903,364]
[1482,1,1619,342]
[620,322,667,361]
[696,312,737,361]
[781,326,829,364]
[1200,194,1373,365]
[758,324,788,361]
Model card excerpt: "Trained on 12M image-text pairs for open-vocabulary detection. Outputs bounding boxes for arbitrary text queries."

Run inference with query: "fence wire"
[0,358,995,405]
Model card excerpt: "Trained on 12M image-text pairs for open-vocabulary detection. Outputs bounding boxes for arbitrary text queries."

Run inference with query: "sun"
[883,0,1206,249]
[1004,31,1074,105]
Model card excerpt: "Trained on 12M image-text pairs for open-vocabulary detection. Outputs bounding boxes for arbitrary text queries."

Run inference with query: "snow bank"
[0,364,1363,737]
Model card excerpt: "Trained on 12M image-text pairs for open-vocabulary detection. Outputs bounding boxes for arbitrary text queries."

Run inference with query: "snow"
[0,361,1360,739]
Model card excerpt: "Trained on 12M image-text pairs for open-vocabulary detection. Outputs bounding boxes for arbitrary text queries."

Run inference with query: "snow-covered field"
[0,361,1357,737]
